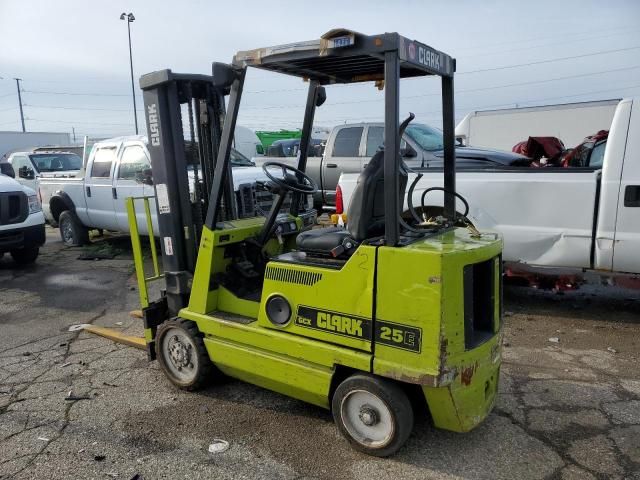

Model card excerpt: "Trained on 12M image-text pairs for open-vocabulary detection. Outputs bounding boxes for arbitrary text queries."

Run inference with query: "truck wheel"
[10,248,39,265]
[332,374,414,457]
[58,210,89,246]
[156,319,218,391]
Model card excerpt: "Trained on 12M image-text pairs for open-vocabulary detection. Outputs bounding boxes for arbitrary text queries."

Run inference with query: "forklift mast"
[139,71,234,314]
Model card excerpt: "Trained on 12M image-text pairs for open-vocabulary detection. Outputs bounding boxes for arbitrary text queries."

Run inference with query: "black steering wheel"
[262,161,318,194]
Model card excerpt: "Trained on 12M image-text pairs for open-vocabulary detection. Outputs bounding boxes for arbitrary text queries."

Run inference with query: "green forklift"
[131,29,503,457]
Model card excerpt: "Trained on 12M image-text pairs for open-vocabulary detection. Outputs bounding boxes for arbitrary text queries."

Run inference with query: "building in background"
[0,131,71,160]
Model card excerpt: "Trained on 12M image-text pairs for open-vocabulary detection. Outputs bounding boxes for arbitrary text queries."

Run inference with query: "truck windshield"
[405,123,444,151]
[29,153,83,172]
[230,149,255,167]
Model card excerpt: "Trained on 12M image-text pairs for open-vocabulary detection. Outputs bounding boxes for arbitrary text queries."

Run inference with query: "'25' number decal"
[379,326,403,343]
[375,322,422,352]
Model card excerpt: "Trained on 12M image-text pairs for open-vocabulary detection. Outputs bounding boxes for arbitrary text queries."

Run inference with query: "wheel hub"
[358,405,379,426]
[167,335,192,370]
[62,221,73,241]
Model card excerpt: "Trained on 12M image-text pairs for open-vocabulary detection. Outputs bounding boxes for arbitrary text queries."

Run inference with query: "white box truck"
[0,131,71,160]
[455,99,620,151]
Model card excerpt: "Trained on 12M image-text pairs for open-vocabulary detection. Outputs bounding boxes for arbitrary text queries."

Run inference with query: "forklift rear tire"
[332,374,414,457]
[156,319,217,391]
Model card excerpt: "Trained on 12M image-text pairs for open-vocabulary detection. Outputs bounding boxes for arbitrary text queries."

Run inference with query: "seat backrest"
[347,149,407,242]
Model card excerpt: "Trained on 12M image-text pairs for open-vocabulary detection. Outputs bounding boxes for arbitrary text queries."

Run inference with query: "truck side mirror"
[18,166,35,180]
[316,86,327,107]
[141,168,154,186]
[0,162,15,178]
[401,145,417,158]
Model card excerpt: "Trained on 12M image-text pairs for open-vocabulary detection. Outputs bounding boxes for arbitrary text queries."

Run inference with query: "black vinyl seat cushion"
[295,149,407,257]
[295,227,352,256]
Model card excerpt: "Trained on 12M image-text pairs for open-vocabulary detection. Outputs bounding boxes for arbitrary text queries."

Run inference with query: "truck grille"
[236,183,293,218]
[463,256,500,350]
[0,192,28,226]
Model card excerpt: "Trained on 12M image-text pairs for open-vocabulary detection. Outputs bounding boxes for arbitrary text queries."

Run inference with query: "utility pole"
[14,78,25,132]
[120,12,138,134]
[72,127,76,142]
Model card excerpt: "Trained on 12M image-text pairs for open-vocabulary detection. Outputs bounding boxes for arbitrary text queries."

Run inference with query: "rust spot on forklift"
[460,363,477,386]
[387,370,440,387]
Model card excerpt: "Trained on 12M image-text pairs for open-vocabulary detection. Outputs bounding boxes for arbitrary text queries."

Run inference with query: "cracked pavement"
[1,227,639,479]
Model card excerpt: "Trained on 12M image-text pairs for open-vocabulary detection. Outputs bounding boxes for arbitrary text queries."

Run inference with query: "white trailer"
[0,131,71,160]
[455,99,620,151]
[234,126,263,159]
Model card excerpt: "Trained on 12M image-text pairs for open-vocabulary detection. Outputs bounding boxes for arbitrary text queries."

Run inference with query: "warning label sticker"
[163,237,173,255]
[156,183,170,214]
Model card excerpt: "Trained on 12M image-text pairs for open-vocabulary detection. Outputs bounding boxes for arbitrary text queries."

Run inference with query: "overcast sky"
[1,0,639,139]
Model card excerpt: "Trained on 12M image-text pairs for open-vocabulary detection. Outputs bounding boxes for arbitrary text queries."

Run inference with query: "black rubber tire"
[10,247,39,265]
[156,319,217,391]
[58,210,89,246]
[332,374,414,457]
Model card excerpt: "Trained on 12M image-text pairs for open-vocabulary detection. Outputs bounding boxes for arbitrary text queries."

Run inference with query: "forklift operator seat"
[295,149,408,256]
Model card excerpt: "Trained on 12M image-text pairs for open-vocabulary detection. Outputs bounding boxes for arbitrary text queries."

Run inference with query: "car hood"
[187,166,271,190]
[230,166,271,187]
[0,174,35,194]
[434,146,530,166]
[39,169,82,178]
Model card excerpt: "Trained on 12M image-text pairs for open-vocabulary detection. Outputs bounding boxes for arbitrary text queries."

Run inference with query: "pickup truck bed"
[338,98,640,275]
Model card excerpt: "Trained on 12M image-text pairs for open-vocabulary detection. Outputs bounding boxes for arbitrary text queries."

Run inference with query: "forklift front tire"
[156,319,216,391]
[332,374,414,457]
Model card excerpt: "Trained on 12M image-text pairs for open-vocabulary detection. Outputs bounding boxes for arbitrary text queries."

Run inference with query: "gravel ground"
[0,227,639,480]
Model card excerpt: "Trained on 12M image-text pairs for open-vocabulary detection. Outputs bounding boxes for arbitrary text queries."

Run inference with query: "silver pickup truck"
[255,121,526,210]
[39,135,314,245]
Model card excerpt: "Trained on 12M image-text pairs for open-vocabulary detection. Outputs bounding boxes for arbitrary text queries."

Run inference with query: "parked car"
[0,162,45,264]
[6,150,83,192]
[255,121,526,210]
[38,135,314,246]
[338,98,640,275]
[265,138,325,157]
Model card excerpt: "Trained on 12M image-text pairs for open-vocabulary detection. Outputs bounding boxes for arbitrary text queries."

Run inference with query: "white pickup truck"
[6,150,83,193]
[0,163,45,264]
[255,122,525,210]
[39,135,312,246]
[338,98,640,275]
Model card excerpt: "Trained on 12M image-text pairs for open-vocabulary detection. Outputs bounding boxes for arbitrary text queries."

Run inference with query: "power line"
[453,24,640,53]
[458,46,640,75]
[26,118,135,127]
[23,89,142,97]
[457,29,640,59]
[11,44,640,100]
[237,64,640,110]
[23,103,143,112]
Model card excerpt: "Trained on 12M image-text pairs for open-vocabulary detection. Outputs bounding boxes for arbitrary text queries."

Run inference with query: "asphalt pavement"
[1,227,639,479]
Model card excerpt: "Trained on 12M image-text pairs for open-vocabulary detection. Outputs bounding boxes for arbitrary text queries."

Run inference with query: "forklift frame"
[128,30,503,456]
